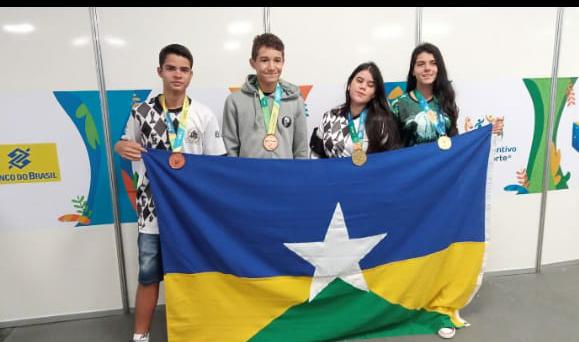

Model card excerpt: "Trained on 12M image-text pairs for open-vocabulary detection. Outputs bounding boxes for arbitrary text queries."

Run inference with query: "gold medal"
[169,152,185,169]
[437,135,452,150]
[351,143,367,166]
[263,134,278,151]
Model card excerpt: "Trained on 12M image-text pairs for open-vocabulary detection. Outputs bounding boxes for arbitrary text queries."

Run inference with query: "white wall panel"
[423,8,558,271]
[0,8,101,91]
[269,7,415,85]
[97,7,262,120]
[422,7,557,80]
[0,8,122,323]
[0,228,122,321]
[542,7,579,265]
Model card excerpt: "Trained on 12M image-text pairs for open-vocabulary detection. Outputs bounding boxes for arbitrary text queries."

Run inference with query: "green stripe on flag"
[249,279,453,342]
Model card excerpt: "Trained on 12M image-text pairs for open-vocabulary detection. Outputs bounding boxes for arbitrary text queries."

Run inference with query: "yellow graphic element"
[0,143,61,185]
[164,272,310,342]
[131,92,141,109]
[464,117,474,132]
[388,86,404,100]
[58,214,90,225]
[58,194,92,225]
[549,142,562,185]
[364,242,485,327]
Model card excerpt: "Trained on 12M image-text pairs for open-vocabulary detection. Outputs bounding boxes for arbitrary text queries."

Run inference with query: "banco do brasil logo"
[0,143,61,185]
[8,147,31,169]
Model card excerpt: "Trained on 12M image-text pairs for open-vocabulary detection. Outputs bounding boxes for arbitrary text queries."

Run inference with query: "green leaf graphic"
[75,103,89,119]
[84,110,100,149]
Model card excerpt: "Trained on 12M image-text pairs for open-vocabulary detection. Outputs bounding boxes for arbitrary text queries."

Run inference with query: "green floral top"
[390,92,452,147]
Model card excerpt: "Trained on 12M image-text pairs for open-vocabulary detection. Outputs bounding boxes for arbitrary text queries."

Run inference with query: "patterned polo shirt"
[121,94,225,234]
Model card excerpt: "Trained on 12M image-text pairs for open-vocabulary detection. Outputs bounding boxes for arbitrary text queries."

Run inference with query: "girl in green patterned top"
[391,43,459,148]
[392,43,503,149]
[393,43,459,339]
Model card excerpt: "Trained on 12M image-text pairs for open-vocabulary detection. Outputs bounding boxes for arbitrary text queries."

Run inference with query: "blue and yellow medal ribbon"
[258,84,282,135]
[347,108,368,145]
[413,90,446,137]
[160,95,190,152]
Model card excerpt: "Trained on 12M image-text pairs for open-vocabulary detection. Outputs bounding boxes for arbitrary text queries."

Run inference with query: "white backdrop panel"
[423,7,558,271]
[0,8,122,323]
[269,7,415,85]
[97,7,263,89]
[0,8,102,91]
[422,7,557,80]
[542,7,579,265]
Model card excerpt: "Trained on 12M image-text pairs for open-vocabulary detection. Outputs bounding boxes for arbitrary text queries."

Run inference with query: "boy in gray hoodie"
[222,33,308,159]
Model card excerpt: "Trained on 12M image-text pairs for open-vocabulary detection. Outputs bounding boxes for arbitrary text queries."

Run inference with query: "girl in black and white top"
[310,62,401,161]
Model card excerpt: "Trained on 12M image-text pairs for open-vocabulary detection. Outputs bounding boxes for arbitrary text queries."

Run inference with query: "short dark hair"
[251,33,284,60]
[159,44,193,68]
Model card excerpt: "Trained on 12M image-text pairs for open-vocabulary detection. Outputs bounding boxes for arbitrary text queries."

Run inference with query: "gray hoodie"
[222,75,308,159]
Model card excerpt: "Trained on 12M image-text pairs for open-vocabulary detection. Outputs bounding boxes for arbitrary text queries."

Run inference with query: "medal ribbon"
[347,108,368,144]
[160,95,190,152]
[413,89,446,137]
[258,84,282,135]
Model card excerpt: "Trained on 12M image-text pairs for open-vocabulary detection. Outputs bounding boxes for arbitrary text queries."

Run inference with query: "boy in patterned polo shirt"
[115,43,225,342]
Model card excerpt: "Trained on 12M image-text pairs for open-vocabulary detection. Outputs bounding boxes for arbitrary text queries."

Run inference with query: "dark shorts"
[138,232,164,285]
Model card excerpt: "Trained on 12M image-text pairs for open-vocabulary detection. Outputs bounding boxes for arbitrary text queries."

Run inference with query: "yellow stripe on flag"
[165,272,311,342]
[364,241,485,327]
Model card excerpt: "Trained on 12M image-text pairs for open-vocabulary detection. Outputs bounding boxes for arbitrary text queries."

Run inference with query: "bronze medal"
[263,134,278,151]
[169,152,185,169]
[437,135,452,150]
[351,144,367,166]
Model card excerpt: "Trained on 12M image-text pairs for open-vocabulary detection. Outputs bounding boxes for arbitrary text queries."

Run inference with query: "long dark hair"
[406,43,458,136]
[340,62,400,152]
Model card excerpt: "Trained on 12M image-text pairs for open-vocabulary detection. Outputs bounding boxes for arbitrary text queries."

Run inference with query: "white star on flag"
[284,202,387,302]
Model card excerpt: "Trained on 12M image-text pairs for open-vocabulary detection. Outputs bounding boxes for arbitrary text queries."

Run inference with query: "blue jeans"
[138,233,164,284]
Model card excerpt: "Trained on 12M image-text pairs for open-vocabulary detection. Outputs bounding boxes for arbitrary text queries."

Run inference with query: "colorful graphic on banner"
[570,81,579,153]
[0,143,61,184]
[58,195,92,225]
[53,91,110,226]
[53,90,150,227]
[109,90,152,217]
[504,77,577,194]
[385,81,406,103]
[463,114,516,164]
